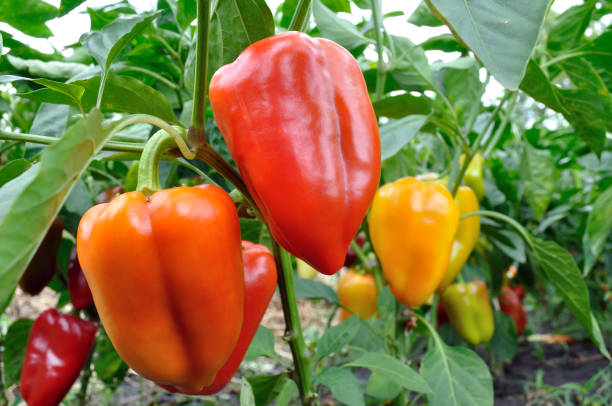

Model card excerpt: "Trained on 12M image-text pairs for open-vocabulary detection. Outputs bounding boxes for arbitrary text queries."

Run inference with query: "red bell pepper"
[159,240,277,394]
[67,247,93,310]
[499,286,527,335]
[20,309,97,406]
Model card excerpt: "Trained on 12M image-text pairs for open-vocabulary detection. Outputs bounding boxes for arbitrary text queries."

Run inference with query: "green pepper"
[441,280,494,345]
[460,153,485,200]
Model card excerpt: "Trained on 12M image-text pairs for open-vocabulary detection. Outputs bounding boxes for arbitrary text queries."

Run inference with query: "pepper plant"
[0,0,611,405]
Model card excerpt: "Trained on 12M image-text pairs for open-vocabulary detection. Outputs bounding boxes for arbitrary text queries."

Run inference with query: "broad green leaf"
[3,318,33,387]
[421,339,493,406]
[0,159,31,188]
[372,93,432,118]
[530,237,609,358]
[247,374,287,406]
[240,377,256,406]
[380,115,429,160]
[94,327,128,384]
[275,378,298,406]
[519,60,568,114]
[19,75,177,124]
[59,0,87,16]
[80,12,159,71]
[433,57,482,126]
[239,218,270,247]
[365,371,402,400]
[294,276,339,304]
[0,110,106,307]
[421,34,468,53]
[519,143,554,220]
[387,35,434,90]
[487,311,517,363]
[345,352,431,394]
[583,186,612,274]
[316,315,361,360]
[165,0,197,29]
[408,1,443,27]
[547,1,595,51]
[6,55,89,80]
[64,179,93,216]
[559,88,607,155]
[425,0,549,90]
[577,30,612,91]
[244,326,279,361]
[0,0,57,37]
[313,0,372,50]
[30,104,70,137]
[316,367,365,406]
[87,3,138,31]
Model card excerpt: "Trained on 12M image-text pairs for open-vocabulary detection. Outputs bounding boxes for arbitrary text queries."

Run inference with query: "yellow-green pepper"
[441,281,494,345]
[460,153,485,200]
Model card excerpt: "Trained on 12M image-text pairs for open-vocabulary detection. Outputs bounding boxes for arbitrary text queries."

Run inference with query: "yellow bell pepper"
[368,177,459,307]
[338,269,378,321]
[296,258,318,279]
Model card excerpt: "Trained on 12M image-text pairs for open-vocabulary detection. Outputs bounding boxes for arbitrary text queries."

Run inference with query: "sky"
[0,0,590,105]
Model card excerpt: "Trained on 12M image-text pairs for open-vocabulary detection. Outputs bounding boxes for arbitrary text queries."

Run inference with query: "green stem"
[370,0,386,101]
[461,210,534,250]
[350,240,384,292]
[152,34,183,68]
[189,0,210,149]
[271,241,316,406]
[483,93,517,157]
[115,66,180,90]
[0,130,145,153]
[137,129,186,195]
[540,50,610,68]
[0,334,7,406]
[289,0,312,31]
[78,349,94,406]
[96,71,109,109]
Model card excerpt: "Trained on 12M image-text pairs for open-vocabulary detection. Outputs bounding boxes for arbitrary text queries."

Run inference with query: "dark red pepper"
[20,309,97,406]
[95,185,124,205]
[67,247,93,310]
[343,233,366,267]
[159,241,277,394]
[19,218,63,295]
[511,285,525,302]
[499,286,527,335]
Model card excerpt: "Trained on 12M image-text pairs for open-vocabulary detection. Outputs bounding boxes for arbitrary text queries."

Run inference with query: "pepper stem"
[137,129,187,196]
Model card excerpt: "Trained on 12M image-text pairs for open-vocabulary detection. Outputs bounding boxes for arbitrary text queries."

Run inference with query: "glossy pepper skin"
[209,31,381,275]
[499,286,527,335]
[338,270,378,321]
[441,281,494,345]
[77,186,244,392]
[437,186,480,293]
[19,217,63,295]
[160,241,277,395]
[460,153,485,200]
[67,247,93,310]
[369,178,459,307]
[20,309,97,406]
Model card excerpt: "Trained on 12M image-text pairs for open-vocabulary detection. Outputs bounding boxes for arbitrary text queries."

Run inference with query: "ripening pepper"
[19,217,63,295]
[344,233,366,267]
[369,178,459,307]
[160,241,277,395]
[95,185,124,204]
[437,186,480,293]
[67,247,93,310]
[20,309,97,406]
[499,286,527,335]
[338,270,378,321]
[209,31,381,276]
[459,153,485,200]
[441,281,494,345]
[297,258,318,280]
[511,285,526,302]
[77,185,244,392]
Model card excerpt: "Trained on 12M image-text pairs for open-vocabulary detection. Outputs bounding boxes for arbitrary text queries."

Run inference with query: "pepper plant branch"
[115,66,181,90]
[270,240,316,406]
[137,129,179,195]
[461,210,534,251]
[289,0,312,31]
[370,0,386,101]
[77,349,94,406]
[0,130,145,153]
[189,0,210,148]
[483,93,518,157]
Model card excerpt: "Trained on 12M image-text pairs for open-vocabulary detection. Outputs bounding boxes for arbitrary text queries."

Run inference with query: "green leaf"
[530,237,609,358]
[0,159,31,188]
[365,371,402,400]
[316,315,361,360]
[239,218,270,246]
[247,374,286,406]
[294,275,339,303]
[275,378,299,406]
[80,12,159,71]
[244,326,278,361]
[559,88,607,155]
[386,35,434,90]
[487,311,517,363]
[380,115,429,160]
[372,93,432,119]
[519,60,568,113]
[240,377,256,406]
[0,0,57,38]
[421,34,468,53]
[0,110,107,307]
[408,1,442,27]
[59,0,87,16]
[421,339,493,406]
[425,0,549,90]
[519,143,554,220]
[316,367,365,406]
[583,186,612,274]
[3,318,33,387]
[94,327,128,385]
[547,1,595,51]
[30,104,70,137]
[433,56,482,125]
[313,0,372,50]
[6,55,89,80]
[345,352,431,394]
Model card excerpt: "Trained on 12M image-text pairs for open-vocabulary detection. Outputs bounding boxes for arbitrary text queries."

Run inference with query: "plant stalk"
[77,349,94,406]
[0,130,145,153]
[370,0,386,101]
[289,0,312,31]
[189,0,211,148]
